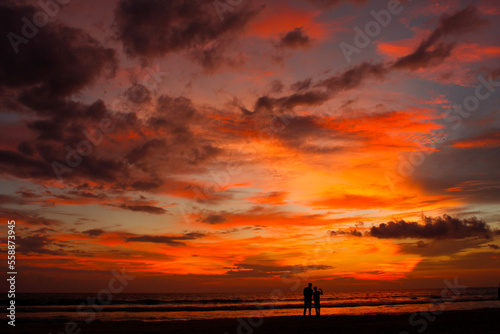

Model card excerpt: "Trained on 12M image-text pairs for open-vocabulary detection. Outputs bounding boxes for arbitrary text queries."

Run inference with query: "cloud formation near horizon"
[126,233,206,246]
[370,215,494,240]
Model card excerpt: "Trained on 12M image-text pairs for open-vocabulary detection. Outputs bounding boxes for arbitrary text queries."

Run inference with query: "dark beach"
[7,308,499,334]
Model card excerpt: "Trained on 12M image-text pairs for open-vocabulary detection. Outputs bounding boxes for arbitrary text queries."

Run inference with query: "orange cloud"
[248,191,289,205]
[312,194,394,209]
[451,132,500,149]
[247,3,334,40]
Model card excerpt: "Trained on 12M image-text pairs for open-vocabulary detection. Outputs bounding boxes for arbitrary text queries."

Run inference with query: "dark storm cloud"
[0,91,223,192]
[21,99,109,139]
[119,204,167,215]
[278,27,312,49]
[0,208,61,226]
[270,80,284,94]
[184,232,207,239]
[291,78,312,92]
[0,2,491,202]
[416,240,426,248]
[0,150,55,179]
[0,4,138,187]
[9,130,128,183]
[393,5,488,70]
[396,43,454,71]
[240,4,492,157]
[17,141,35,156]
[202,214,227,225]
[125,139,167,165]
[126,233,206,246]
[0,4,117,98]
[145,95,222,166]
[114,0,259,70]
[303,0,367,8]
[16,189,42,199]
[273,115,352,153]
[148,95,197,129]
[141,95,223,166]
[251,90,330,114]
[0,2,198,192]
[370,215,494,239]
[190,45,248,73]
[67,189,105,199]
[278,91,331,110]
[126,84,152,105]
[246,6,486,117]
[190,44,228,72]
[1,194,28,206]
[244,62,387,118]
[317,62,388,93]
[125,236,184,246]
[17,235,64,255]
[82,229,106,237]
[329,228,363,237]
[268,63,384,111]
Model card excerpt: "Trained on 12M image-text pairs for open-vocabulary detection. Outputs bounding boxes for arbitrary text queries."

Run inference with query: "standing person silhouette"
[313,287,323,316]
[303,283,313,316]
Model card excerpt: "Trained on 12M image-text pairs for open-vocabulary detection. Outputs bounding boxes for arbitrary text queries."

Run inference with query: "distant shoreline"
[6,308,500,334]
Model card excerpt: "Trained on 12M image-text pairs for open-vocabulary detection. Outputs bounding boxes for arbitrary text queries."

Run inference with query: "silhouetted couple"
[303,283,323,316]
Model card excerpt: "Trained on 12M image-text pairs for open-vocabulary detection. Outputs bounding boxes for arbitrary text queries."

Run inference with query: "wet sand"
[7,308,499,334]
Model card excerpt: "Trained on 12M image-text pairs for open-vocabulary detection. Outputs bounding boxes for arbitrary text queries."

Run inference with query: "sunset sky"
[0,0,499,293]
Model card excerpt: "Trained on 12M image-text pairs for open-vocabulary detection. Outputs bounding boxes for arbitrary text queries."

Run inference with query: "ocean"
[8,287,499,322]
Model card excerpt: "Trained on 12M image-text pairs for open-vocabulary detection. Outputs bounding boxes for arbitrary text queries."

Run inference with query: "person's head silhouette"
[308,283,312,288]
[314,286,318,291]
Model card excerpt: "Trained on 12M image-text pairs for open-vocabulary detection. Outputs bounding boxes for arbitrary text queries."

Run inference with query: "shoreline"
[6,308,499,334]
[14,297,500,312]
